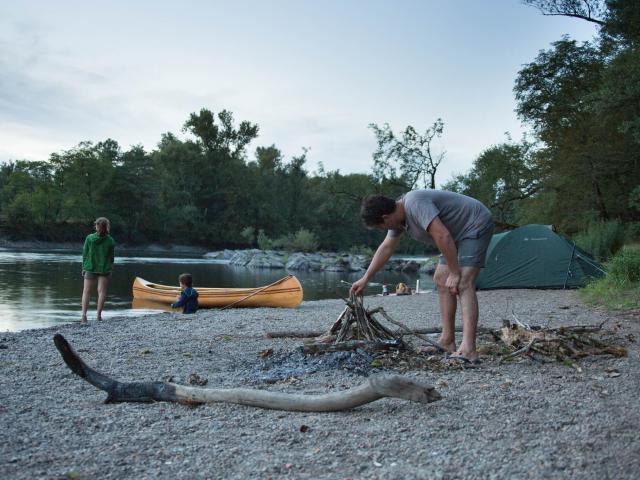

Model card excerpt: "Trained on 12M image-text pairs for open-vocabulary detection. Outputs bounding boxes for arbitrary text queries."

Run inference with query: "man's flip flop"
[443,355,481,366]
[417,345,448,355]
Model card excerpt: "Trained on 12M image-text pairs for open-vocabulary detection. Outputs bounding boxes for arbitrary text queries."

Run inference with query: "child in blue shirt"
[171,273,199,314]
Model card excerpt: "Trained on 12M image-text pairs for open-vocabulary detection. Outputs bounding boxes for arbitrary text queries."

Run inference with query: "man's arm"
[427,216,461,294]
[350,234,402,295]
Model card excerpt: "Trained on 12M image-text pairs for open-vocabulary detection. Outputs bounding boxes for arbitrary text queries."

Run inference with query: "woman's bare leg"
[81,277,96,323]
[96,275,110,321]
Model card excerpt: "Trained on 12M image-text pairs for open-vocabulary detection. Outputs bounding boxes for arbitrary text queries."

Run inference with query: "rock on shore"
[205,248,437,273]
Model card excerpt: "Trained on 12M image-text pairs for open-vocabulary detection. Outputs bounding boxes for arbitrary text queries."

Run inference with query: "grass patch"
[579,245,640,309]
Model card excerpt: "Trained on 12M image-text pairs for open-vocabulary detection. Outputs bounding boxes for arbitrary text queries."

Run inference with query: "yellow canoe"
[132,275,303,309]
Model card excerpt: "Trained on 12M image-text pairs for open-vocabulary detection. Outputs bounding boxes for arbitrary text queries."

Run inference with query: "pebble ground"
[1,290,638,479]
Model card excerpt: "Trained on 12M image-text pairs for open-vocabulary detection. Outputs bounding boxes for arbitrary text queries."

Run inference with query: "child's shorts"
[83,271,112,280]
[438,221,494,268]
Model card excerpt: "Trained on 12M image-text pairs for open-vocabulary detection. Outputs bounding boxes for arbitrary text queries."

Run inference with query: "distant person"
[171,273,199,314]
[350,190,494,364]
[81,217,116,324]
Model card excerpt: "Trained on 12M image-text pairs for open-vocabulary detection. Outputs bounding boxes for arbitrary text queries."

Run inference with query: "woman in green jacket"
[81,217,115,324]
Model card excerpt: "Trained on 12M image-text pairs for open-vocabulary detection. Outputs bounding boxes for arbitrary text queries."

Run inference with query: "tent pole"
[563,242,577,289]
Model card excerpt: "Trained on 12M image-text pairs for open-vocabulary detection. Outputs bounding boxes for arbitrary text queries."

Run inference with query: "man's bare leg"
[432,264,457,353]
[453,266,481,361]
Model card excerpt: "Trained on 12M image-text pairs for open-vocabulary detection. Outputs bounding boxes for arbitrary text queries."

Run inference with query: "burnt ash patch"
[250,348,376,383]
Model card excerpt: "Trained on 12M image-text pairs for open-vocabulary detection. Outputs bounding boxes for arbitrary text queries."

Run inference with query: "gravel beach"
[1,289,639,480]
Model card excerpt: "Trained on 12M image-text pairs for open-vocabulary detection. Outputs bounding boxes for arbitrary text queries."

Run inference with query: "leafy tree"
[244,145,289,237]
[369,119,445,190]
[282,150,311,230]
[104,145,162,242]
[514,38,615,226]
[0,161,61,235]
[181,108,260,244]
[511,0,640,234]
[308,170,380,251]
[152,133,206,242]
[443,138,543,227]
[49,141,117,223]
[183,108,259,160]
[601,0,640,47]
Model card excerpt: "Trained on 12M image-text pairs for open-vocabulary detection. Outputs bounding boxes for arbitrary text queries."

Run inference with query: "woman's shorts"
[83,271,112,280]
[438,221,494,268]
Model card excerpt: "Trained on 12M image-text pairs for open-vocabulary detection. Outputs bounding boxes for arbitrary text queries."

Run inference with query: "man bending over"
[350,190,494,363]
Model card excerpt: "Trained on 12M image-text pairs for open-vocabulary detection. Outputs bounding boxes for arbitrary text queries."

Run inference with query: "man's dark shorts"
[438,220,494,268]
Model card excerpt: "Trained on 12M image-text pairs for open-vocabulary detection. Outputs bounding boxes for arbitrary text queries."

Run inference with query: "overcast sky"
[0,0,598,186]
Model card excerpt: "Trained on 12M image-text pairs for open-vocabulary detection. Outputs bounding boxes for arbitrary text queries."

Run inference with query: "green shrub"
[607,246,640,285]
[574,220,625,261]
[629,186,640,212]
[256,229,273,250]
[256,228,319,252]
[580,246,640,309]
[624,222,640,243]
[290,229,319,252]
[348,244,374,257]
[240,226,255,245]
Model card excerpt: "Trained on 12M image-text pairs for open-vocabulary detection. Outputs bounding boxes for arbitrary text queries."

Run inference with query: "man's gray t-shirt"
[387,190,493,246]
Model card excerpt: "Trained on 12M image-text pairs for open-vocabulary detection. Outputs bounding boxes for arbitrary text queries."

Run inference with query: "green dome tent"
[476,224,605,290]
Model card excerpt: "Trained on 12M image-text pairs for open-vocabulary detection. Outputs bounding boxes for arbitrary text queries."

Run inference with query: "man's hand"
[445,272,461,295]
[350,278,368,296]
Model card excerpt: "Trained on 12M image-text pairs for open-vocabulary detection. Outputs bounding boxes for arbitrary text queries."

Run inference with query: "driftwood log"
[53,334,441,411]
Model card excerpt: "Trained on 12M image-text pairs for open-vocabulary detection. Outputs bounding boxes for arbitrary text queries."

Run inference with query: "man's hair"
[179,273,193,288]
[360,195,397,226]
[94,217,110,235]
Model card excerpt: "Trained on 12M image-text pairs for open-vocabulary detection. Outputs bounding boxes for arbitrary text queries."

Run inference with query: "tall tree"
[181,108,260,243]
[183,108,259,160]
[369,119,445,190]
[49,141,117,224]
[601,0,640,48]
[514,38,615,224]
[443,139,543,228]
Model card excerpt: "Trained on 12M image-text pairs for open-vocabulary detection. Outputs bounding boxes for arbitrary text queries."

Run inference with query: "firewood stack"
[332,293,397,342]
[303,293,407,354]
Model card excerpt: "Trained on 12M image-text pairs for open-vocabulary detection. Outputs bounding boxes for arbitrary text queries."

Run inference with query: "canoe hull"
[132,275,303,308]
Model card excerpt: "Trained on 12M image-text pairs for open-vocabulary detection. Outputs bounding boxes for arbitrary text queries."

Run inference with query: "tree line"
[444,0,639,239]
[0,0,637,255]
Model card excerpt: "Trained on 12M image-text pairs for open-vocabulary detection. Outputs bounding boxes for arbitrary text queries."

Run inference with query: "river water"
[0,250,434,332]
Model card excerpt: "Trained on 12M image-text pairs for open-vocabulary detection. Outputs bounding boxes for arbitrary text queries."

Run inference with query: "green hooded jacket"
[82,233,115,273]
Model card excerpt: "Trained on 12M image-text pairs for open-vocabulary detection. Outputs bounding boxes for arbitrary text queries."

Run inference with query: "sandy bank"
[0,291,638,479]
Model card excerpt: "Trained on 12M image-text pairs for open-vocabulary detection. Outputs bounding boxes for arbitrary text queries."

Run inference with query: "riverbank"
[1,290,638,479]
[0,239,438,274]
[0,239,208,255]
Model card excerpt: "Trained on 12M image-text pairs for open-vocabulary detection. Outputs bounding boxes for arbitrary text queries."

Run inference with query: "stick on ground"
[53,334,441,411]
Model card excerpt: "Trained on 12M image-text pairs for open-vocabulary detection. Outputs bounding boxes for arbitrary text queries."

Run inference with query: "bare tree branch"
[522,0,607,26]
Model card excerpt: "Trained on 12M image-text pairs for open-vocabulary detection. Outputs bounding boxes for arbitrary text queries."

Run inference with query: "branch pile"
[496,319,627,366]
[324,293,398,343]
[305,295,628,369]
